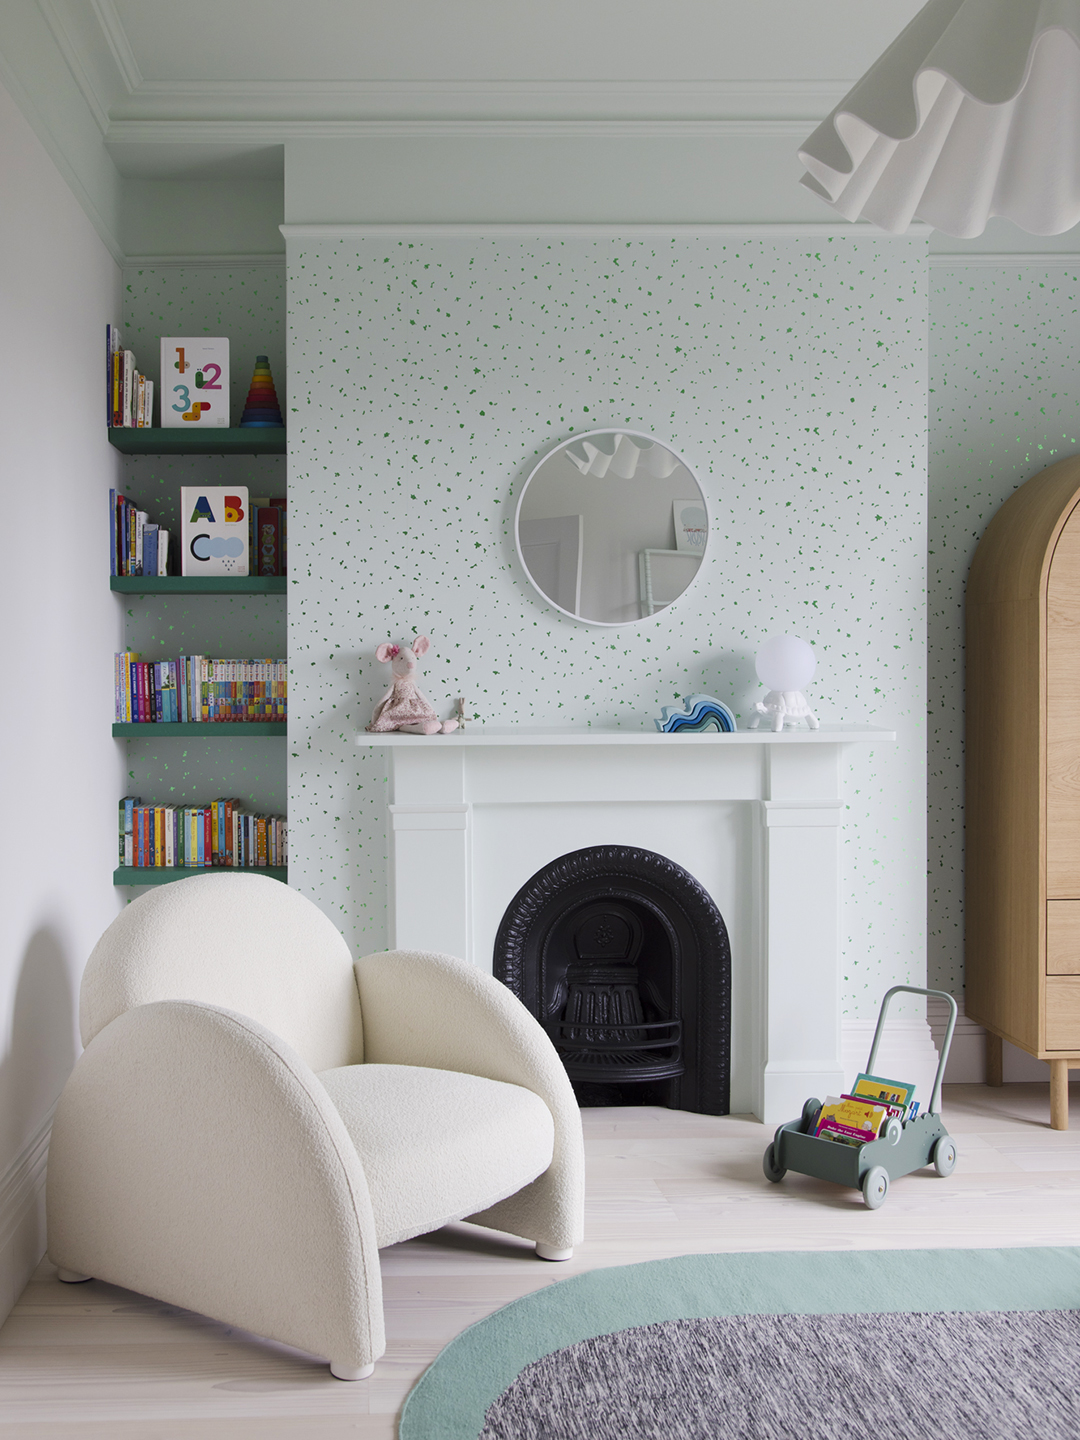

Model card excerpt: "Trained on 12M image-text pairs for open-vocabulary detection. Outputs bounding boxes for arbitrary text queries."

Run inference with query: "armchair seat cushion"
[317,1064,555,1248]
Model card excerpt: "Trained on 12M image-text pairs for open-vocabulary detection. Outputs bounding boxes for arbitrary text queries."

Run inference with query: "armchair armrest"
[355,949,584,1250]
[47,999,384,1374]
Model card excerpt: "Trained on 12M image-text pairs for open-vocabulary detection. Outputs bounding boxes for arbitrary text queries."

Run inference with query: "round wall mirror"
[515,430,708,626]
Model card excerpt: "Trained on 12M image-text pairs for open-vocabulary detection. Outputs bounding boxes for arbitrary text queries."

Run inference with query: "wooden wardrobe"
[967,453,1080,1128]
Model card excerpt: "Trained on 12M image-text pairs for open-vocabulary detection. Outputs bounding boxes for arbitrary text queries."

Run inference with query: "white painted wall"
[0,0,122,259]
[0,77,123,1322]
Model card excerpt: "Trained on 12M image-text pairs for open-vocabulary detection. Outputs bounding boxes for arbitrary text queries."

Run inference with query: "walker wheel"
[884,1117,903,1145]
[763,1143,786,1183]
[862,1165,889,1209]
[801,1097,822,1133]
[932,1135,957,1176]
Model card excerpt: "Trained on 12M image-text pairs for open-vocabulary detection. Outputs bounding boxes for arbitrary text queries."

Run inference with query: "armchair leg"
[536,1243,573,1262]
[56,1269,91,1284]
[330,1361,375,1381]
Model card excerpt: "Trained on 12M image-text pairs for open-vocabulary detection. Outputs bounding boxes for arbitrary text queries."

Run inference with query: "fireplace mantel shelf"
[356,723,893,747]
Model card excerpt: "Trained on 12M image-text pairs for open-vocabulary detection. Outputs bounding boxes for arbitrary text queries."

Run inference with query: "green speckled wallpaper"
[123,265,286,422]
[929,262,1080,997]
[288,234,929,1017]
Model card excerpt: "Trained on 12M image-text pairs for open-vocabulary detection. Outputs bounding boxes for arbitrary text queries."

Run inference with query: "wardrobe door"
[1047,505,1080,898]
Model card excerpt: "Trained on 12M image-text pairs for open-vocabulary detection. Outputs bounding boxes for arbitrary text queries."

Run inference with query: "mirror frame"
[514,429,708,628]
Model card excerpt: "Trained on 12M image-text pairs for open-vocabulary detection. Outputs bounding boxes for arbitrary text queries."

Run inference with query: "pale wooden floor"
[4,1083,1080,1438]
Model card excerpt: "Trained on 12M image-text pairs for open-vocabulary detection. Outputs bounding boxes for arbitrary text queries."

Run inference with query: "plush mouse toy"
[366,635,459,735]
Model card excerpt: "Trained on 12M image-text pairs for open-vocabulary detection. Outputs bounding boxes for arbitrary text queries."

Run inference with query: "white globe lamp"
[752,635,819,732]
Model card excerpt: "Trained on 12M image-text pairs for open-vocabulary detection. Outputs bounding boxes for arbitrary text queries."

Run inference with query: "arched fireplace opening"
[493,846,730,1114]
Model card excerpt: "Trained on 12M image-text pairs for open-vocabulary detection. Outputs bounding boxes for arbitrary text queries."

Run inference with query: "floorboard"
[2,1083,1079,1437]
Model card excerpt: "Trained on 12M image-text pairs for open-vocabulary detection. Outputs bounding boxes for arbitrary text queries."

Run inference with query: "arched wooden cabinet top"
[967,454,1080,605]
[966,453,1080,1128]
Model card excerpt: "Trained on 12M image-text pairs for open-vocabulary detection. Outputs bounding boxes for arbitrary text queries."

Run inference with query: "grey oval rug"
[480,1308,1080,1439]
[400,1248,1080,1440]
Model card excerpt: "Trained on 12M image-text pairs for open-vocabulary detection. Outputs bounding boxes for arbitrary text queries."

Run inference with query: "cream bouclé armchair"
[46,872,584,1379]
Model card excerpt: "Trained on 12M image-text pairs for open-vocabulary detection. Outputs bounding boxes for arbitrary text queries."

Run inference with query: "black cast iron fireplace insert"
[493,846,731,1114]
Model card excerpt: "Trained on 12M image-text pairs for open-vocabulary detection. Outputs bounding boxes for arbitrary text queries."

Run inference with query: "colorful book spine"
[271,497,287,576]
[109,492,169,577]
[114,801,285,872]
[111,339,121,428]
[257,507,281,576]
[143,526,158,580]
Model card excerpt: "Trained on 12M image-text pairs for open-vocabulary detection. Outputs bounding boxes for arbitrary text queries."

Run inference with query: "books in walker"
[161,337,229,427]
[180,487,249,576]
[813,1072,921,1148]
[849,1072,917,1112]
[814,1096,891,1148]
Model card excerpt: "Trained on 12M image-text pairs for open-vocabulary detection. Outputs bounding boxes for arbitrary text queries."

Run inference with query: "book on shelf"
[110,489,170,577]
[161,337,229,428]
[118,797,287,871]
[114,654,287,723]
[180,486,249,576]
[251,497,287,576]
[106,325,154,428]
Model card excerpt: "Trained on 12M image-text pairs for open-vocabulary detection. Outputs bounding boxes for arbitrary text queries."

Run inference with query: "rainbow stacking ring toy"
[239,354,284,428]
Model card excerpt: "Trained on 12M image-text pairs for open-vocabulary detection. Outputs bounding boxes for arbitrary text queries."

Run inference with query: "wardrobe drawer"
[1048,901,1080,973]
[1045,975,1080,1048]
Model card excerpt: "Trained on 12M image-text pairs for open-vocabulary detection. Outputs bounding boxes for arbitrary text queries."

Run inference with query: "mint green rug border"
[399,1246,1080,1440]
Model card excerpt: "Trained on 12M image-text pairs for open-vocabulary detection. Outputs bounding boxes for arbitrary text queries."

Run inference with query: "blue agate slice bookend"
[654,694,737,734]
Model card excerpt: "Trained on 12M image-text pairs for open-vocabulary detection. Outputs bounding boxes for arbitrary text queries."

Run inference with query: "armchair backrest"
[80,872,364,1071]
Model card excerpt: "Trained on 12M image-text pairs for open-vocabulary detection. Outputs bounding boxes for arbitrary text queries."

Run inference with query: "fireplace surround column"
[758,746,846,1120]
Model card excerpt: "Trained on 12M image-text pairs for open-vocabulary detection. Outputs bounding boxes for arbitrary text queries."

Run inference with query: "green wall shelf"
[114,866,288,887]
[113,722,285,737]
[108,427,286,456]
[111,576,286,594]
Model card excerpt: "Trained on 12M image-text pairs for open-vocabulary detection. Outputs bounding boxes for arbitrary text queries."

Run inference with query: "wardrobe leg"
[1050,1059,1070,1131]
[986,1032,1003,1087]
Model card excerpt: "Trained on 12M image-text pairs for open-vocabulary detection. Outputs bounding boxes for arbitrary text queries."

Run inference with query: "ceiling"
[42,0,924,178]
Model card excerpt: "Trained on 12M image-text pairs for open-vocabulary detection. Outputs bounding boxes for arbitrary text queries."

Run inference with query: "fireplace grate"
[549,1017,684,1082]
[494,845,730,1114]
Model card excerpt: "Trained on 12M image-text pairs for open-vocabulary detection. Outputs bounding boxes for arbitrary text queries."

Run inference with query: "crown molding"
[122,252,285,269]
[0,42,123,264]
[281,222,930,240]
[106,116,817,146]
[36,0,110,133]
[930,251,1080,268]
[90,0,142,93]
[107,77,849,125]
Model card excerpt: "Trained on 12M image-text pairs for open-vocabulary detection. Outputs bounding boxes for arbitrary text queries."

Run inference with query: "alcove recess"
[112,268,289,869]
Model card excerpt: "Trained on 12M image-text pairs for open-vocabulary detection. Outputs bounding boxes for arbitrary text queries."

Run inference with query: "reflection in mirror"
[516,431,707,626]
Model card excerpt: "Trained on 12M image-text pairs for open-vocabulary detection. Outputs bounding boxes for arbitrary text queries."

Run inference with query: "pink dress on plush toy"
[367,636,459,735]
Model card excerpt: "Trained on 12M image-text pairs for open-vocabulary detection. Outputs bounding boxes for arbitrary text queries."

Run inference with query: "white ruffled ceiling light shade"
[563,434,680,479]
[798,0,1080,238]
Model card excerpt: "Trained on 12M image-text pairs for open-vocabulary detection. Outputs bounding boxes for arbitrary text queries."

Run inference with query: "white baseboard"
[842,1017,943,1111]
[927,996,1055,1083]
[0,1106,54,1327]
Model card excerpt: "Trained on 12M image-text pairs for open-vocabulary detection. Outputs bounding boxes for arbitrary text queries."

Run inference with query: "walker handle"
[865,985,957,1117]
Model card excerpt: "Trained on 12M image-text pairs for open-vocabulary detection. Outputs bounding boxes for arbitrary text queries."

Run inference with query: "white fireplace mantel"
[356,724,894,1122]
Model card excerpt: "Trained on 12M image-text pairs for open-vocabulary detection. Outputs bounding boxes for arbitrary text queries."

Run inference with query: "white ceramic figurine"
[750,634,820,732]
